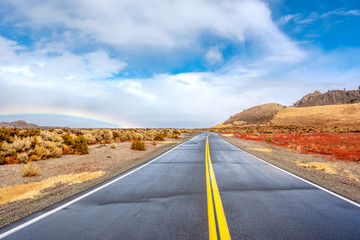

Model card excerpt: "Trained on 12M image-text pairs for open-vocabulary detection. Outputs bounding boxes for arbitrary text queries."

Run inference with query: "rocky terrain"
[0,120,39,129]
[215,88,360,128]
[293,89,360,107]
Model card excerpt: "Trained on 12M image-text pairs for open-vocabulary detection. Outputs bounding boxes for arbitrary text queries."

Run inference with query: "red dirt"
[230,133,360,162]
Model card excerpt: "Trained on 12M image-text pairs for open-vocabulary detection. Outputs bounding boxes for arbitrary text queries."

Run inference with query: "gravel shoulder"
[220,134,360,204]
[0,134,196,228]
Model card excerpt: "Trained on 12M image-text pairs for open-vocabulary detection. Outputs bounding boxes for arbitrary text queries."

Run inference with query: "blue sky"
[0,0,359,128]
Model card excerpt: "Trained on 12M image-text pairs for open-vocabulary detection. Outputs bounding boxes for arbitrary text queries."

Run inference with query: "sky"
[0,0,359,128]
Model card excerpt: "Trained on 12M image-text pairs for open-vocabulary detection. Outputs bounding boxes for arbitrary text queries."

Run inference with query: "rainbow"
[0,106,138,128]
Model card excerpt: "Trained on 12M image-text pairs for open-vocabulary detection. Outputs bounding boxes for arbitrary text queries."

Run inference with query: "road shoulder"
[219,134,360,204]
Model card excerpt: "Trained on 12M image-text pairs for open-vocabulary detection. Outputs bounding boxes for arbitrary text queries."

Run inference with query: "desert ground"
[220,134,360,204]
[0,134,195,228]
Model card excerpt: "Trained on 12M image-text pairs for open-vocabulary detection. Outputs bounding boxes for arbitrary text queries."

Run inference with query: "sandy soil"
[220,134,360,204]
[0,134,195,228]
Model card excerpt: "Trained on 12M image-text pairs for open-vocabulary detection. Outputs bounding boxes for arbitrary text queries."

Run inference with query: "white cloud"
[278,13,302,25]
[321,9,360,18]
[284,8,360,26]
[205,47,224,65]
[0,1,358,127]
[4,0,301,58]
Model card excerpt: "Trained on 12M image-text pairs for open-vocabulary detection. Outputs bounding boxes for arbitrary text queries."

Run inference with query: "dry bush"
[12,136,32,152]
[73,135,89,154]
[93,129,113,143]
[0,142,16,156]
[110,143,116,149]
[44,141,63,157]
[21,162,41,177]
[173,129,181,135]
[35,145,51,159]
[0,156,6,165]
[131,140,146,151]
[18,152,29,164]
[62,144,75,155]
[265,136,273,142]
[84,133,97,144]
[154,133,165,141]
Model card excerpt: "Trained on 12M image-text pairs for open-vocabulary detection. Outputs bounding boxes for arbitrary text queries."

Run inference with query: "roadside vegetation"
[216,125,360,162]
[0,127,197,166]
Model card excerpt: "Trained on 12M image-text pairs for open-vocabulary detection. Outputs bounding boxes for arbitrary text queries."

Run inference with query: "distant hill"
[293,89,360,107]
[272,103,360,127]
[0,120,39,129]
[214,103,286,128]
[214,88,360,128]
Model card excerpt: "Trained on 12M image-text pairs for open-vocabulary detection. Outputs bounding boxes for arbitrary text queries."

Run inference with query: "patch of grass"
[131,140,146,151]
[0,171,104,205]
[21,162,41,177]
[296,161,338,175]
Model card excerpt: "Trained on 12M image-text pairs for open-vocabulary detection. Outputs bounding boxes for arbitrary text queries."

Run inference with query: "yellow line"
[206,134,231,240]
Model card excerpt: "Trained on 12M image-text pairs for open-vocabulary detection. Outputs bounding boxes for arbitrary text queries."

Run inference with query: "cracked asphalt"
[1,133,359,239]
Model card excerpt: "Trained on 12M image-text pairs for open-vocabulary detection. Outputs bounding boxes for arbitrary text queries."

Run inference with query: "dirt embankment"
[0,134,196,228]
[220,134,360,204]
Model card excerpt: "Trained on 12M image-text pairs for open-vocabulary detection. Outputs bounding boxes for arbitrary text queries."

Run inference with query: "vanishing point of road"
[1,132,359,239]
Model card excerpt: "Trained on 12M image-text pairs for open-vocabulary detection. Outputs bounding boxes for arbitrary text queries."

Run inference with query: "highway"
[1,133,359,239]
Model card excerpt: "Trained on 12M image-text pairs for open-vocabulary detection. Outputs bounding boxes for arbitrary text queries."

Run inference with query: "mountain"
[214,103,286,128]
[0,120,39,129]
[293,89,360,107]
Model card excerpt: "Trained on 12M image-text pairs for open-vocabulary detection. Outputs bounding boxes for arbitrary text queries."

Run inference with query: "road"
[1,132,359,239]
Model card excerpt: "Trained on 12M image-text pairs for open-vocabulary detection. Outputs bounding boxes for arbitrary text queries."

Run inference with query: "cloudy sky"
[0,0,359,128]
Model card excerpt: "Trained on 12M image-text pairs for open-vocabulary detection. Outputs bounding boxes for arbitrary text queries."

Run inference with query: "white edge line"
[0,137,194,239]
[220,134,360,208]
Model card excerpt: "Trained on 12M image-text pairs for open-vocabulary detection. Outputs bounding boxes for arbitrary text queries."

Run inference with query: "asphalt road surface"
[1,133,359,239]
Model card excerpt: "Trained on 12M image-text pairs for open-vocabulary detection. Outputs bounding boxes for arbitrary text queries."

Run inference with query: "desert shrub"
[0,127,18,143]
[265,136,273,143]
[62,144,75,155]
[73,135,89,154]
[12,136,32,152]
[93,129,113,143]
[31,136,38,148]
[35,145,51,159]
[18,129,40,138]
[44,141,63,157]
[112,131,120,140]
[110,142,116,149]
[61,133,74,146]
[152,141,156,146]
[173,129,181,135]
[131,140,146,151]
[18,152,29,164]
[253,132,259,136]
[0,142,16,156]
[84,133,97,144]
[0,156,6,165]
[21,162,41,177]
[154,133,165,141]
[172,134,180,139]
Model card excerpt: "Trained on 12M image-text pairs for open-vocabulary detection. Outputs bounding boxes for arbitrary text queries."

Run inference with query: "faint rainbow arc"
[0,107,137,128]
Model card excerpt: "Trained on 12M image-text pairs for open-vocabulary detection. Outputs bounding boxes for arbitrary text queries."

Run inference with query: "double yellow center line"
[205,134,231,240]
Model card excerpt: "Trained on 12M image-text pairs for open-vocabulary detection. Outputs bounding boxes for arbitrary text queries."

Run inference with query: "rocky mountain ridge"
[293,89,360,107]
[0,120,39,129]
